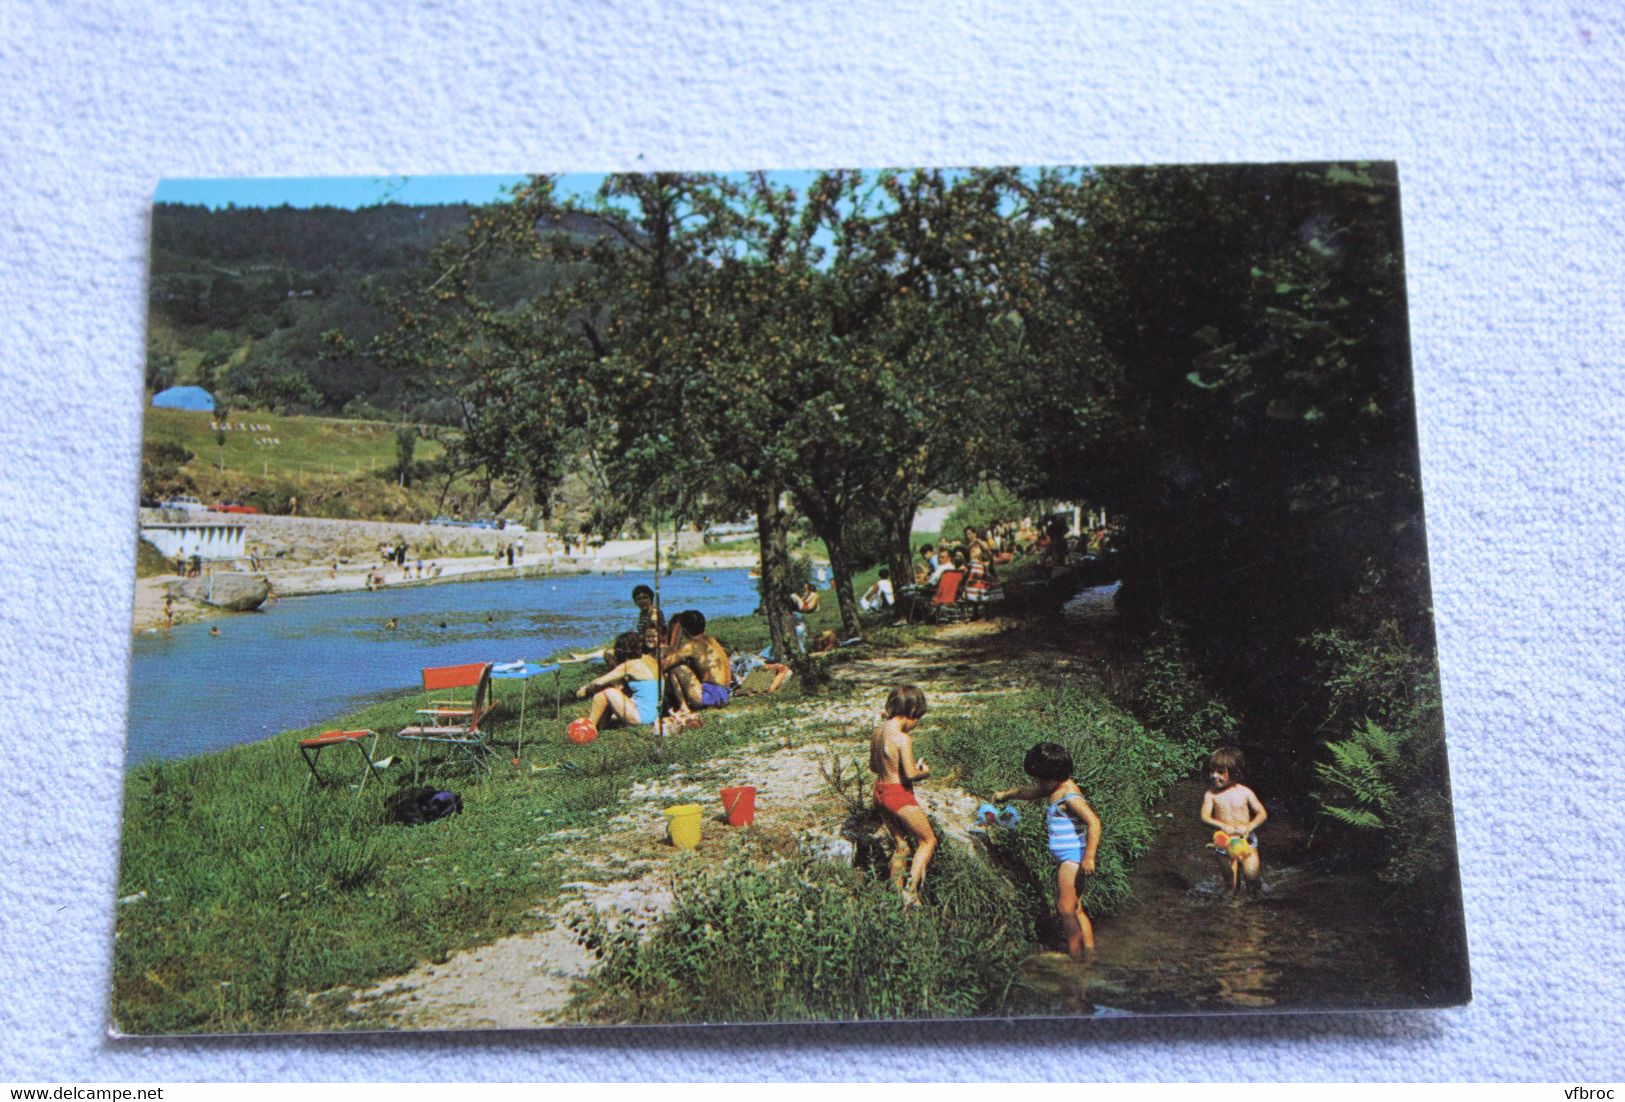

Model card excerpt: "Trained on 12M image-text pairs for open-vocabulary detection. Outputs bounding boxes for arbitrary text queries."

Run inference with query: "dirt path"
[348,618,1092,1029]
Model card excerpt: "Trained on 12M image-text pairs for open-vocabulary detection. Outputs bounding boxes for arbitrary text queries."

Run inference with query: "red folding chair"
[415,661,490,723]
[397,663,495,779]
[297,729,391,795]
[929,569,972,623]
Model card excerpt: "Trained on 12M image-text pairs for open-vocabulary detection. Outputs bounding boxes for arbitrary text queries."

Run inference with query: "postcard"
[116,162,1468,1033]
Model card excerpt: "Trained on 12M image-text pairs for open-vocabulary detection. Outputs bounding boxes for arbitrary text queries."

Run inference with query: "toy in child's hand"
[975,802,1022,829]
[1212,829,1251,858]
[566,718,598,745]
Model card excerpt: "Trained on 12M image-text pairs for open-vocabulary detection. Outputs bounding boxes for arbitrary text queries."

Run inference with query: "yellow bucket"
[664,803,703,850]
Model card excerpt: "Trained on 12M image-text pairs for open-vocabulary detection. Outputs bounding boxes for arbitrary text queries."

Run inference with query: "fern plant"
[1314,718,1402,830]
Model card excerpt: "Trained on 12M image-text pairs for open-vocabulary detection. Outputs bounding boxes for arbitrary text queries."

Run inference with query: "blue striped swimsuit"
[1047,794,1086,865]
[627,677,660,725]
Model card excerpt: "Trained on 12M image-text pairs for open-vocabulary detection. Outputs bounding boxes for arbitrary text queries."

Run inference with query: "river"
[126,569,761,766]
[1009,774,1439,1016]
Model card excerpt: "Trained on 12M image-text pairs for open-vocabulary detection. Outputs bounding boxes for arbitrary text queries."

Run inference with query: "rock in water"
[182,574,269,611]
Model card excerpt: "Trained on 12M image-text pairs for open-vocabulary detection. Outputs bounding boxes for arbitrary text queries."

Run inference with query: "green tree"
[145,343,176,393]
[728,168,1035,630]
[821,168,1037,589]
[194,329,237,391]
[394,424,416,487]
[998,164,1429,738]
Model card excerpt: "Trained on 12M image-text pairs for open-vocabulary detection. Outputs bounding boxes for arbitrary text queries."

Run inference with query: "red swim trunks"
[873,782,919,814]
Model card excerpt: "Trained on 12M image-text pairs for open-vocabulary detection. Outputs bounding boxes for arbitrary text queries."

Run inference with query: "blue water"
[126,569,761,766]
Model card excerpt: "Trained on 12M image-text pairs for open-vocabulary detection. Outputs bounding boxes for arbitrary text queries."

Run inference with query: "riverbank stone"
[182,573,269,611]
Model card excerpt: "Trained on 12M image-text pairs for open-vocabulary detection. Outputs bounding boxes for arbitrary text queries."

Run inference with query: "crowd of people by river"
[870,515,1123,626]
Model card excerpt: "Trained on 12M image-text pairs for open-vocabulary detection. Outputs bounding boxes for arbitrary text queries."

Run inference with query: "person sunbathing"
[572,631,661,730]
[730,650,793,694]
[661,609,734,714]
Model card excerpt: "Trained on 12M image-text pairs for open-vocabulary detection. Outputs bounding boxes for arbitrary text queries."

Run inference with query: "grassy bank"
[111,597,862,1034]
[113,571,1209,1031]
[143,406,466,521]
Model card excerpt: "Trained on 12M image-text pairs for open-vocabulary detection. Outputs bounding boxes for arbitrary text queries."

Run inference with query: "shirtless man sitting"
[660,609,734,714]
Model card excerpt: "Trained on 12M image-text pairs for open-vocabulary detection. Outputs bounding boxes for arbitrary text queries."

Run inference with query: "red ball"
[566,718,598,745]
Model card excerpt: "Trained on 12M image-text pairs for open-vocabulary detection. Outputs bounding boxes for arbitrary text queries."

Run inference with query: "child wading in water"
[996,742,1103,961]
[869,685,936,907]
[1200,746,1268,894]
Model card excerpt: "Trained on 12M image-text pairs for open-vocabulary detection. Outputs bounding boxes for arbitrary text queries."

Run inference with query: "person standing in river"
[1200,746,1268,894]
[996,741,1102,961]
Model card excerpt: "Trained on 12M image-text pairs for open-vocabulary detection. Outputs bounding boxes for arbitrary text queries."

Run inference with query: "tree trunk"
[816,520,863,638]
[881,496,921,589]
[795,489,865,639]
[755,486,794,661]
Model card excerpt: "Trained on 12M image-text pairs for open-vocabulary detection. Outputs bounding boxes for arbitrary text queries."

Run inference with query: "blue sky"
[152,169,983,263]
[155,170,826,209]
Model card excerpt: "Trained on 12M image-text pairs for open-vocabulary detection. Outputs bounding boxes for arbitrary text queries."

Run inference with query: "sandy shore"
[132,536,761,635]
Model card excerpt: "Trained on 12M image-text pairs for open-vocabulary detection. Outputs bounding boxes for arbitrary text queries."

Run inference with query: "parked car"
[209,500,259,514]
[428,515,468,527]
[139,494,159,508]
[160,495,207,513]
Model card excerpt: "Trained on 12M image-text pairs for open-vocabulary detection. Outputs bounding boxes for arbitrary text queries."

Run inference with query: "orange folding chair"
[414,661,490,724]
[297,729,391,795]
[397,662,495,779]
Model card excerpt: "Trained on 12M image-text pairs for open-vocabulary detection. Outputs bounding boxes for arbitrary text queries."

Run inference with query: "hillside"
[147,203,478,416]
[141,407,451,520]
[141,406,603,529]
[147,201,620,423]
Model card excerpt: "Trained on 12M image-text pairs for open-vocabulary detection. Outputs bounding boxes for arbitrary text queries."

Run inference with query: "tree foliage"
[357,163,1443,758]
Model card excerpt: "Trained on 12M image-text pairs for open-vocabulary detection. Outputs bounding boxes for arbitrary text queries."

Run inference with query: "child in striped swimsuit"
[996,741,1103,961]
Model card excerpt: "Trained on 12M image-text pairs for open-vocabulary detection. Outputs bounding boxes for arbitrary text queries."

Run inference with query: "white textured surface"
[2,0,1622,1082]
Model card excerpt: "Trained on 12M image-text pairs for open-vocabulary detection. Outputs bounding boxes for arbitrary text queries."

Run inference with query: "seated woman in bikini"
[572,631,661,730]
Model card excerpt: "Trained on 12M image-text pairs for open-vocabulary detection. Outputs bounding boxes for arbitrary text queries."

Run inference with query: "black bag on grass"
[387,786,463,826]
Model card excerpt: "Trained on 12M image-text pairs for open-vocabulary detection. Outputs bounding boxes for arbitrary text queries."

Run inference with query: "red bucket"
[720,785,756,826]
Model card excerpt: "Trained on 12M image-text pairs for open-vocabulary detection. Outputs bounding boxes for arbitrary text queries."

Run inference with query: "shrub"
[1309,624,1454,889]
[572,838,1031,1023]
[140,440,198,499]
[1102,626,1238,749]
[942,482,1049,541]
[135,539,172,578]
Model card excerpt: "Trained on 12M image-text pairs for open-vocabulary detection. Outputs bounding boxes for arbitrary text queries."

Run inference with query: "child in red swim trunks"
[869,685,936,906]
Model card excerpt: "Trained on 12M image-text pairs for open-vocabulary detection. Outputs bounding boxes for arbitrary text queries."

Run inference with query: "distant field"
[144,407,446,482]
